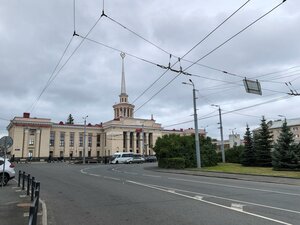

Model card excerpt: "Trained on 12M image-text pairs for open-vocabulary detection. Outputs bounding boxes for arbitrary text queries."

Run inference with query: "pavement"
[147,167,300,186]
[1,165,299,225]
[0,180,43,225]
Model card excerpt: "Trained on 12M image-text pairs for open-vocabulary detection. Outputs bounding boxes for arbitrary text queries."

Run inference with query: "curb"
[146,167,300,186]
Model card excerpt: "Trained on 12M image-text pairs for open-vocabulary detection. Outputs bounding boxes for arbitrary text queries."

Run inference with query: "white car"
[111,152,134,164]
[0,157,16,186]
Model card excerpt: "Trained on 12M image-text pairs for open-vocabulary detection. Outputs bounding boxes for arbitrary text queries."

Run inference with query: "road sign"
[0,136,13,149]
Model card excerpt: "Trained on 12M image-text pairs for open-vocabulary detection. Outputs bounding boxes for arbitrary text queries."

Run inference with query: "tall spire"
[120,52,126,94]
[113,52,135,119]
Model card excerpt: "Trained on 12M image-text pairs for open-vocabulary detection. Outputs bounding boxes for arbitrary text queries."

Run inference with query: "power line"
[29,16,104,112]
[135,1,286,112]
[28,35,74,112]
[183,0,287,73]
[105,15,171,56]
[133,0,252,109]
[77,35,161,67]
[164,94,291,128]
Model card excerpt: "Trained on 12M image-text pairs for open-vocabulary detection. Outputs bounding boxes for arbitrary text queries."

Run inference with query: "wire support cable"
[28,16,104,112]
[133,0,251,108]
[27,35,74,112]
[182,0,287,74]
[164,94,291,128]
[77,35,160,67]
[105,15,171,55]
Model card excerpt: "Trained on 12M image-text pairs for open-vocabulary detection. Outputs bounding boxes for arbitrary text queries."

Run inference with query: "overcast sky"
[1,0,300,140]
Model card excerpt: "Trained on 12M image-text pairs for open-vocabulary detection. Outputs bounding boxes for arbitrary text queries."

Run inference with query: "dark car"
[144,155,157,162]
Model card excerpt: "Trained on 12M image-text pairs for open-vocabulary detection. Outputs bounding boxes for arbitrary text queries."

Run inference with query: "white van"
[111,152,134,164]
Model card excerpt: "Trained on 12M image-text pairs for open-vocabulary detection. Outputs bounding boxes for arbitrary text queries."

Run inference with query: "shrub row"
[158,157,185,169]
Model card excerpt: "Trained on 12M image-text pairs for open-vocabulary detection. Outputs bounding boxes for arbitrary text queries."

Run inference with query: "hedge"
[158,157,185,169]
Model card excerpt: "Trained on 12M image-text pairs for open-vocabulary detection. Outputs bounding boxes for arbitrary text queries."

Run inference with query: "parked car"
[111,152,134,164]
[0,157,16,186]
[144,155,157,163]
[125,155,145,164]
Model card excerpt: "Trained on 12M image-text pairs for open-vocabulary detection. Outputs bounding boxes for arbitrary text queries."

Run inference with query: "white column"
[35,129,41,158]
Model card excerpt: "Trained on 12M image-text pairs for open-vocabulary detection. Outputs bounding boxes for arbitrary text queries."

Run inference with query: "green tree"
[241,125,256,166]
[255,116,273,167]
[66,114,74,124]
[225,145,244,163]
[154,134,218,168]
[272,119,300,170]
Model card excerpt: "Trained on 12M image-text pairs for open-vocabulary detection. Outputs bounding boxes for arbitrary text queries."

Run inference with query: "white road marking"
[149,183,300,215]
[126,180,292,225]
[168,177,300,197]
[103,176,121,181]
[89,173,100,177]
[231,203,244,211]
[40,198,48,225]
[124,172,138,175]
[142,174,161,178]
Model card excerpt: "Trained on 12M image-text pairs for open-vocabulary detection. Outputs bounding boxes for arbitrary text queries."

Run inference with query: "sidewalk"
[0,181,42,225]
[147,167,300,186]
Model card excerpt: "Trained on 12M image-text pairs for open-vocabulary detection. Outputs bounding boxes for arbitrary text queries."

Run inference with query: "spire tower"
[113,53,135,119]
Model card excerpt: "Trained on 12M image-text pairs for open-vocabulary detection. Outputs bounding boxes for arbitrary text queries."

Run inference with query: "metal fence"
[18,170,41,225]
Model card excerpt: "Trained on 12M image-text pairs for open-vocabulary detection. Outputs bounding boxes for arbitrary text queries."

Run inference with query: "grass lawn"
[191,163,300,179]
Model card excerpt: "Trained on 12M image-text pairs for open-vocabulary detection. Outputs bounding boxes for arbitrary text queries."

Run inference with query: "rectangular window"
[123,132,126,148]
[88,133,92,147]
[79,133,83,147]
[70,132,75,147]
[50,131,55,147]
[60,132,65,147]
[97,134,101,147]
[29,138,34,146]
[104,133,106,147]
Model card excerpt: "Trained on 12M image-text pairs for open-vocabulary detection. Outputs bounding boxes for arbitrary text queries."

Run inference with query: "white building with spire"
[6,53,204,160]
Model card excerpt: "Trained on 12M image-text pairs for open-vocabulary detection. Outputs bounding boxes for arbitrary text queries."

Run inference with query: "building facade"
[267,118,300,143]
[7,53,204,160]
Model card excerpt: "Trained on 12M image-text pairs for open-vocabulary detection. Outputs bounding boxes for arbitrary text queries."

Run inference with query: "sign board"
[0,136,13,149]
[243,78,262,95]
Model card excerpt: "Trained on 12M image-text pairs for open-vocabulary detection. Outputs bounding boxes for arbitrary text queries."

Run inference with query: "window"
[97,134,101,147]
[29,138,34,146]
[50,131,55,147]
[60,132,65,147]
[123,132,126,148]
[70,132,74,147]
[29,129,35,136]
[88,133,92,147]
[79,133,83,147]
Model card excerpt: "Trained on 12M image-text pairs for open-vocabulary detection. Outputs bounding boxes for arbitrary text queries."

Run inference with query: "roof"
[268,118,300,129]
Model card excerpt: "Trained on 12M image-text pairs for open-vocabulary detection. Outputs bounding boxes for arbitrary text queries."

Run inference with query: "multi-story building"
[267,118,300,143]
[7,53,204,160]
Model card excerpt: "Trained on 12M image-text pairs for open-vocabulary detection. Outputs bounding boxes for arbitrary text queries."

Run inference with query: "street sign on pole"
[0,136,13,149]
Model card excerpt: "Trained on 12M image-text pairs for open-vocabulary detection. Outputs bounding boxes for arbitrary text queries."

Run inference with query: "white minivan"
[111,152,134,164]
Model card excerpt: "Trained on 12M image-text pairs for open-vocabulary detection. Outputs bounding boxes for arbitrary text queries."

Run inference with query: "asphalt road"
[16,163,300,225]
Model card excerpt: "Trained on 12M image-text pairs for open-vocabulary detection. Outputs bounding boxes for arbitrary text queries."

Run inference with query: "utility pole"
[83,115,88,164]
[212,104,225,163]
[183,79,201,168]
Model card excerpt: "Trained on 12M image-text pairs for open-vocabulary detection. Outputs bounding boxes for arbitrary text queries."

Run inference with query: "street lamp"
[211,104,225,163]
[82,115,88,164]
[182,79,201,168]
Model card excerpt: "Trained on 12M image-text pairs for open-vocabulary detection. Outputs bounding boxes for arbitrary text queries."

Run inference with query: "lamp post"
[211,104,225,163]
[82,115,88,164]
[182,79,201,168]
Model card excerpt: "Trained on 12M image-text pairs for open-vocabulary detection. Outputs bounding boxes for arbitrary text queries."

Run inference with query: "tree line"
[155,116,300,170]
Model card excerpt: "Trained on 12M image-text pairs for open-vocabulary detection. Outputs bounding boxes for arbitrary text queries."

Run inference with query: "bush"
[225,146,244,163]
[158,157,185,169]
